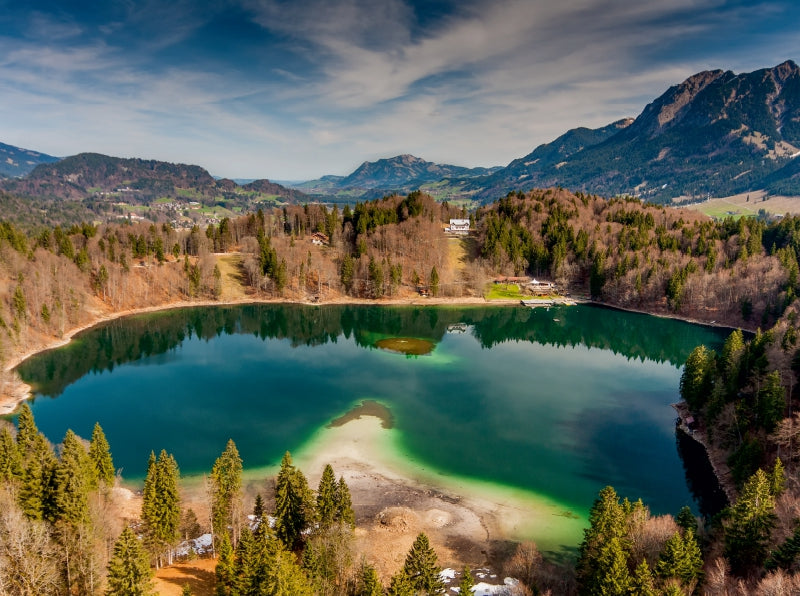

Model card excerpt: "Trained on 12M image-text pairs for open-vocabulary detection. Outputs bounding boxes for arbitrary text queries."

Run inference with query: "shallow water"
[15,303,728,527]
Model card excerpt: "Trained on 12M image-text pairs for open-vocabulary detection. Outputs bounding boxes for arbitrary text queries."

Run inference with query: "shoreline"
[290,412,584,571]
[0,293,512,415]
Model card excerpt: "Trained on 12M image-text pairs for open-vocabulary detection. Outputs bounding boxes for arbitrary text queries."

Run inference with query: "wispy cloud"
[0,0,797,178]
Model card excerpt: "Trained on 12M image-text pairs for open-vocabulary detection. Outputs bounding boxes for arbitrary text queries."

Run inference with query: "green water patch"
[292,401,587,553]
[374,337,436,356]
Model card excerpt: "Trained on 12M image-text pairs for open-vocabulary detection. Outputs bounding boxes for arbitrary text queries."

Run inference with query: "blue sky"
[1,0,798,180]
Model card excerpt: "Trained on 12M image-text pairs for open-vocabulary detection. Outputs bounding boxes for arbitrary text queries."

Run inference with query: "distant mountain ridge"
[468,60,800,202]
[291,154,501,199]
[0,152,308,203]
[0,141,59,178]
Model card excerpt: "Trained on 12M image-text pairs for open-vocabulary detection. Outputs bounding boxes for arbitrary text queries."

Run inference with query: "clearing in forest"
[215,253,248,300]
[153,558,216,596]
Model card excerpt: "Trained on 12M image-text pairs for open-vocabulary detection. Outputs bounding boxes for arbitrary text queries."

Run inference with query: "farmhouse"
[446,218,470,235]
[311,232,329,246]
[529,278,556,295]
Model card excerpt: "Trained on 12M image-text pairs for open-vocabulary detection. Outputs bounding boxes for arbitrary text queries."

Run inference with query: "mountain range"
[1,60,799,210]
[0,152,309,204]
[0,141,59,178]
[465,60,800,202]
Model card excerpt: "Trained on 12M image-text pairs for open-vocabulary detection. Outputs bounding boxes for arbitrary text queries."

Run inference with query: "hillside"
[0,152,311,226]
[0,141,59,178]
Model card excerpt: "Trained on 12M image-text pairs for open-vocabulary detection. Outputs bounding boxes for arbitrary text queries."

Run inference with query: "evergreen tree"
[265,547,315,596]
[770,457,786,496]
[89,422,115,487]
[387,572,414,596]
[233,527,257,595]
[51,429,91,525]
[402,532,444,594]
[679,345,715,410]
[657,529,703,586]
[458,566,475,596]
[429,266,439,297]
[181,585,193,596]
[576,486,628,591]
[724,468,777,573]
[105,526,155,596]
[593,536,631,596]
[274,451,313,550]
[214,532,235,596]
[336,476,356,528]
[15,404,57,520]
[630,560,657,596]
[675,506,697,535]
[253,493,264,521]
[317,463,338,528]
[211,439,243,548]
[141,450,181,567]
[359,562,383,596]
[0,425,22,482]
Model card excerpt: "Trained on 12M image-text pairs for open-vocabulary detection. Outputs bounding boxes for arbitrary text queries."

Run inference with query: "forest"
[5,188,800,593]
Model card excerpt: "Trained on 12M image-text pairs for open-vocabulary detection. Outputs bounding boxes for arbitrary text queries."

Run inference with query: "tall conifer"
[211,439,243,548]
[316,464,338,528]
[89,422,115,487]
[402,532,444,594]
[105,526,154,596]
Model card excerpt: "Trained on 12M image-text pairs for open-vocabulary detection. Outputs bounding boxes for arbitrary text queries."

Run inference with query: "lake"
[14,303,728,529]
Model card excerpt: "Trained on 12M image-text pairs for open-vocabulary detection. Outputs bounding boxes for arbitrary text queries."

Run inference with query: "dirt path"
[214,253,249,301]
[447,237,470,276]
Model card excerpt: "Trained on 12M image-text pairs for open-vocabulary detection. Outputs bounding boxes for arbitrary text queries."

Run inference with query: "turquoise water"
[15,304,728,521]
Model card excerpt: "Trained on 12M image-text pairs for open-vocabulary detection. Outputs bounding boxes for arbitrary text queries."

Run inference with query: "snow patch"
[174,533,213,557]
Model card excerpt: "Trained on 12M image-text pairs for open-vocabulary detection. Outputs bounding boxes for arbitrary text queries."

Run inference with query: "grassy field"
[682,190,800,219]
[484,283,526,300]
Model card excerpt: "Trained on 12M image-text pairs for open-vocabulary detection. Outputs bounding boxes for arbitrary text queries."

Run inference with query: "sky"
[0,1,798,181]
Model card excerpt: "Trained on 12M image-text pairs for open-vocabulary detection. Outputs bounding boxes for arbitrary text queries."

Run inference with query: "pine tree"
[253,493,264,521]
[458,566,475,596]
[359,562,383,596]
[724,468,777,573]
[593,536,631,596]
[769,457,786,496]
[233,527,257,595]
[0,425,22,482]
[402,532,444,594]
[630,559,657,596]
[679,345,714,410]
[51,429,90,525]
[657,529,702,586]
[336,476,355,528]
[274,451,313,550]
[265,546,315,596]
[14,406,57,520]
[141,450,181,567]
[89,422,115,487]
[387,572,414,596]
[211,439,243,548]
[576,486,628,592]
[675,505,697,535]
[106,526,155,596]
[214,532,235,596]
[429,266,439,297]
[316,464,338,528]
[181,585,193,596]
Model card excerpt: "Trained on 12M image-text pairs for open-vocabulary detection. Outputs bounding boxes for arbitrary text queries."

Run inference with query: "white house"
[446,219,470,235]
